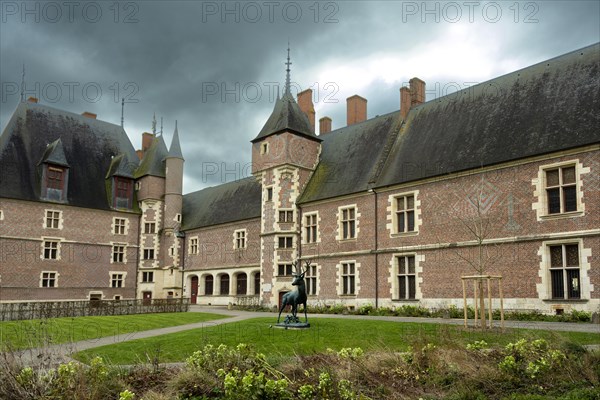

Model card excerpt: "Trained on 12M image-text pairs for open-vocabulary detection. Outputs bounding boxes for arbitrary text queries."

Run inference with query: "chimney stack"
[141,132,154,153]
[27,97,38,103]
[297,89,316,132]
[136,149,144,160]
[81,111,97,119]
[400,87,411,119]
[409,77,425,106]
[346,95,367,126]
[319,116,332,135]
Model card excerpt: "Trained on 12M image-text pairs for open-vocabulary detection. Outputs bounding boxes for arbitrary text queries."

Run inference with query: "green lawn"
[0,312,229,350]
[73,317,600,365]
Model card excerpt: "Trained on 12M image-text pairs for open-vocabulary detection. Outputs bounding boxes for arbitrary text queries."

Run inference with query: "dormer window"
[113,177,133,209]
[43,164,68,202]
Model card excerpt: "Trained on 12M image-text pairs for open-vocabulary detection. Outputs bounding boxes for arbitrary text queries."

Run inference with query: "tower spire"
[284,43,292,95]
[152,112,157,135]
[120,98,125,127]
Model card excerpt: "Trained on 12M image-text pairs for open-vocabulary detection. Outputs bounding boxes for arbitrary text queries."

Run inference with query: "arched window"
[205,275,214,295]
[236,273,247,295]
[220,275,230,295]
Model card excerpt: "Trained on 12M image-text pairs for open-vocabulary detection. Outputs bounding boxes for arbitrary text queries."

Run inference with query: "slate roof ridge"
[411,41,600,113]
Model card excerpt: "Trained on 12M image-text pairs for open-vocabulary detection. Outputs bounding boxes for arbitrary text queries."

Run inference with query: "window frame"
[306,264,318,296]
[112,244,126,263]
[278,209,294,223]
[44,210,61,229]
[144,222,156,234]
[339,206,357,240]
[548,243,581,300]
[544,165,578,215]
[396,255,417,300]
[142,271,154,283]
[277,263,293,276]
[277,236,294,249]
[113,176,133,209]
[234,229,247,249]
[113,217,127,235]
[304,212,318,244]
[40,271,57,288]
[143,248,155,260]
[42,239,60,260]
[111,273,125,288]
[340,262,356,295]
[189,237,199,254]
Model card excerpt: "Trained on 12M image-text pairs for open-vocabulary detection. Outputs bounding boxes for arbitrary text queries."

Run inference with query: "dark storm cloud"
[1,0,598,192]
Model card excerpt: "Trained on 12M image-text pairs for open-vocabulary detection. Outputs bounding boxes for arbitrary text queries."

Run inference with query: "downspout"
[297,204,302,261]
[373,189,379,309]
[134,212,142,301]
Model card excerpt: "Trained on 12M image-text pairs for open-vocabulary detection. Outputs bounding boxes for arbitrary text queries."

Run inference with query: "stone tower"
[251,50,322,307]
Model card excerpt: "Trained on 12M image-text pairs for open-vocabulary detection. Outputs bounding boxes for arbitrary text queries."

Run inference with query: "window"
[279,210,293,223]
[278,236,293,249]
[220,275,230,295]
[113,177,132,209]
[278,263,293,276]
[549,244,580,299]
[190,238,198,254]
[176,214,182,223]
[45,166,66,201]
[305,213,318,243]
[142,271,154,283]
[43,240,59,260]
[144,222,156,234]
[266,187,273,202]
[0,210,3,220]
[45,210,61,229]
[111,273,124,288]
[113,218,126,235]
[306,264,317,295]
[397,255,416,299]
[205,275,214,295]
[396,195,415,233]
[112,245,125,263]
[143,248,155,260]
[261,142,269,154]
[546,166,577,214]
[41,272,57,288]
[235,230,246,249]
[340,207,356,239]
[341,262,355,295]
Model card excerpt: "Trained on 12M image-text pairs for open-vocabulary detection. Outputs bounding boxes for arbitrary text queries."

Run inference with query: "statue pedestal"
[274,322,310,330]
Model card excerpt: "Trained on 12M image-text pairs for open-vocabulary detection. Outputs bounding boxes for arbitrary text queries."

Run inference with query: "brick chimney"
[319,116,332,135]
[136,149,144,160]
[297,89,315,132]
[142,132,154,152]
[27,97,38,103]
[81,111,97,119]
[400,87,411,119]
[347,95,367,126]
[409,77,425,106]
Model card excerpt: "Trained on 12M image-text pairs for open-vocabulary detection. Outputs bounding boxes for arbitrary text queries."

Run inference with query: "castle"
[1,43,598,314]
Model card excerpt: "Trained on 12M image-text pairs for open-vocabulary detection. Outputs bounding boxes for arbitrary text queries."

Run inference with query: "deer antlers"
[291,259,312,275]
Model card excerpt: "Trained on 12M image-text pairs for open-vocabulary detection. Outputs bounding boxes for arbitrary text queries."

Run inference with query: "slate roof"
[252,92,320,143]
[0,102,138,210]
[134,135,168,178]
[106,153,136,179]
[375,42,600,188]
[298,111,402,204]
[39,138,69,167]
[181,177,262,231]
[167,124,184,160]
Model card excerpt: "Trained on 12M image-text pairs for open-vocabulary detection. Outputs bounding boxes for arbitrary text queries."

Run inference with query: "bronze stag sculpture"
[277,260,310,325]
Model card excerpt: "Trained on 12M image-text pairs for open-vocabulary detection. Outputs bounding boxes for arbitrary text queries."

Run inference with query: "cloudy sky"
[1,1,598,193]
